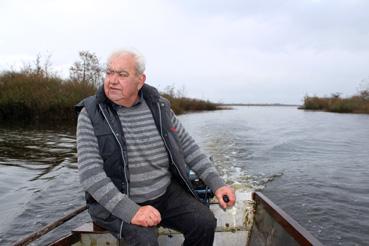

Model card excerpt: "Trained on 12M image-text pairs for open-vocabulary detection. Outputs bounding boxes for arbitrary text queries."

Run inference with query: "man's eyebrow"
[107,68,129,74]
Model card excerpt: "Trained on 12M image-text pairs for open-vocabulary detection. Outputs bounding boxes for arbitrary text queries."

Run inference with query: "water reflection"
[0,125,84,245]
[0,127,77,178]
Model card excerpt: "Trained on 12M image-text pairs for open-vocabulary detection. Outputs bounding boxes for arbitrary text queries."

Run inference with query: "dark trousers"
[121,180,217,246]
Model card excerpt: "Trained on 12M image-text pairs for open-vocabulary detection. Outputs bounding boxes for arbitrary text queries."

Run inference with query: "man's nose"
[109,74,119,84]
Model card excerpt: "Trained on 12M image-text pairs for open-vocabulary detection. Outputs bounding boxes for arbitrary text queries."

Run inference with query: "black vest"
[76,84,197,237]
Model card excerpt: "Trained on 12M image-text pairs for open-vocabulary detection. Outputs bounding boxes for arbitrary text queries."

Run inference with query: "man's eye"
[118,72,128,77]
[106,70,113,75]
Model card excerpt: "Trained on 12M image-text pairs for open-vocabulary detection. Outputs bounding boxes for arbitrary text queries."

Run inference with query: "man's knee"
[181,209,216,245]
[194,209,217,232]
[121,223,158,246]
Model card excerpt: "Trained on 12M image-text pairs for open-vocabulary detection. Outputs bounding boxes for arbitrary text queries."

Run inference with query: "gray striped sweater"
[77,98,224,223]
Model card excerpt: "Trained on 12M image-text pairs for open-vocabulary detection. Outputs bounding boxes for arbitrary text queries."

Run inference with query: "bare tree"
[358,77,369,100]
[19,53,53,78]
[70,51,103,86]
[163,84,187,98]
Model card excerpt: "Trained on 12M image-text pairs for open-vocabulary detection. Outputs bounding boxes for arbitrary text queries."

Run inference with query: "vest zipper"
[157,102,197,198]
[119,220,124,240]
[98,104,130,196]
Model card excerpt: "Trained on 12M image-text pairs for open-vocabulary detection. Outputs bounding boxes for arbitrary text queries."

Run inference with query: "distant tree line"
[0,51,219,125]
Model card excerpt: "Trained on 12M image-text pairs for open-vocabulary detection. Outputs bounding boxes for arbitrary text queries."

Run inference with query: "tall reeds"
[302,92,369,114]
[161,86,218,115]
[0,70,96,123]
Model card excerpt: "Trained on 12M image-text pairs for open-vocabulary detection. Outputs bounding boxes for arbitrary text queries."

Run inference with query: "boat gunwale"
[252,191,323,246]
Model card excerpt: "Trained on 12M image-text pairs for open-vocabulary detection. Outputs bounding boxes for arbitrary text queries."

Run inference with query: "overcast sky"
[1,0,369,104]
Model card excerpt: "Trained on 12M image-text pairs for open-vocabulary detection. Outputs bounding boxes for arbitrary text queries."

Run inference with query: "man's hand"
[215,185,236,209]
[130,205,161,227]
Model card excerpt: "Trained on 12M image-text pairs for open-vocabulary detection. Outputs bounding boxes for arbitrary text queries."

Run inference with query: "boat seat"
[72,222,107,234]
[71,222,125,246]
[70,222,182,246]
[71,222,181,235]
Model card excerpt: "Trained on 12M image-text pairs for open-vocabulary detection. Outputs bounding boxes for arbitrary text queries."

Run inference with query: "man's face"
[104,54,145,105]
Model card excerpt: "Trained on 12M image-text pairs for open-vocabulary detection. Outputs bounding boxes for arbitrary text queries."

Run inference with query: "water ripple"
[1,108,369,245]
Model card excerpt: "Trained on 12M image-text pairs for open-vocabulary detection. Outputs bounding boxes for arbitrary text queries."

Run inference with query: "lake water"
[0,106,368,245]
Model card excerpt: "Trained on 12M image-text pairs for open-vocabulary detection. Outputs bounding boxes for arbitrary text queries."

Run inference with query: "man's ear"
[137,74,146,90]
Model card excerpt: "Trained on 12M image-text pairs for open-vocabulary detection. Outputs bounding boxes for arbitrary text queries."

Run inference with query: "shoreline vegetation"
[219,103,299,107]
[301,91,369,114]
[0,52,220,125]
[2,51,368,125]
[161,88,218,115]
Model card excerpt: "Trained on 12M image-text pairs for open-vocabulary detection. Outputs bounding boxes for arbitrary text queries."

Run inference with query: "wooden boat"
[43,191,322,246]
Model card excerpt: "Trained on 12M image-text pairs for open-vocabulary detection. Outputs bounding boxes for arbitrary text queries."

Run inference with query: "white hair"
[107,48,146,75]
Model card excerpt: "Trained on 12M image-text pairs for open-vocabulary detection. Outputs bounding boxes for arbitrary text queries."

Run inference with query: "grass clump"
[302,91,369,114]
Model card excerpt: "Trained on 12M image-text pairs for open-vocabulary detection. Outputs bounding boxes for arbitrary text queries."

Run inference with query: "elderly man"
[76,49,236,246]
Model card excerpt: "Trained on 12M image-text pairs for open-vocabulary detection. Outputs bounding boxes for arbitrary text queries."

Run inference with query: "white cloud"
[1,0,369,104]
